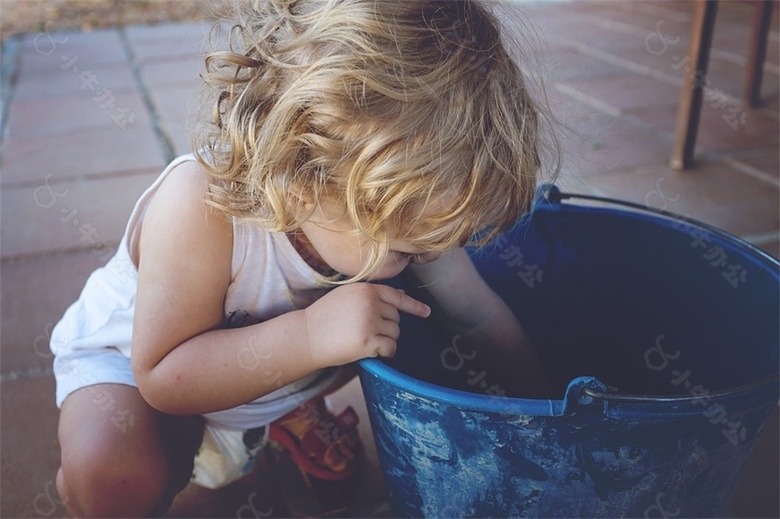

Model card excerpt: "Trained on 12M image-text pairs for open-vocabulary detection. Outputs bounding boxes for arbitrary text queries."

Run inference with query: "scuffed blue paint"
[361,373,778,518]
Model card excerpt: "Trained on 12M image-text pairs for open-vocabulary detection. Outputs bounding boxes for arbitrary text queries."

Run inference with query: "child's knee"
[59,445,176,517]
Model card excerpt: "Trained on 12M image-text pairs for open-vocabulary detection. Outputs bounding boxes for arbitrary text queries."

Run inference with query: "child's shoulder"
[139,156,233,260]
[162,155,210,188]
[152,157,217,215]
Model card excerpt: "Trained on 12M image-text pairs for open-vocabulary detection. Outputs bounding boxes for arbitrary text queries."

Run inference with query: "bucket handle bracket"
[562,376,612,417]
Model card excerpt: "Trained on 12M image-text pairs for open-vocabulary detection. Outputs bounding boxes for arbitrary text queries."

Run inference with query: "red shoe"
[269,398,363,481]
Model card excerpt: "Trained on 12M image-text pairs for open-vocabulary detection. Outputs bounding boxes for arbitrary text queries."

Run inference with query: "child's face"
[298,200,442,279]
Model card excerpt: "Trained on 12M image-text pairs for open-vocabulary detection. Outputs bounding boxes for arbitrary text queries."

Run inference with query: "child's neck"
[286,230,339,278]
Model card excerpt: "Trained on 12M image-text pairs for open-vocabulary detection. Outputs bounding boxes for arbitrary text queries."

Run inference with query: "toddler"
[50,0,552,515]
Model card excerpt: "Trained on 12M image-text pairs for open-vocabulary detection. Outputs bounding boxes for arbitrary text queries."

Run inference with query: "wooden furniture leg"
[670,0,719,171]
[744,0,774,109]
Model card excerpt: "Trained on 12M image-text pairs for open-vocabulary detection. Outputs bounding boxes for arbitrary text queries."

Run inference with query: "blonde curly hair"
[196,0,557,281]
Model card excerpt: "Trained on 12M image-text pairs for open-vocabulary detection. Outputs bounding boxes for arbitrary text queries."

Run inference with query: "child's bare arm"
[407,248,551,398]
[131,162,429,415]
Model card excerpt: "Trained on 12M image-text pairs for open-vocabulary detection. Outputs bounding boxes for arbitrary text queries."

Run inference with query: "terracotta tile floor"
[1,1,777,517]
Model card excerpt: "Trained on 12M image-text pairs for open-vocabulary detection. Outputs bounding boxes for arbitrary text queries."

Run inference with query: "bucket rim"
[359,357,780,417]
[359,356,564,416]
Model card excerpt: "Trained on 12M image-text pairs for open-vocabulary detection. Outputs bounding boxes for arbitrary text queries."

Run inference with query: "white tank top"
[50,154,340,429]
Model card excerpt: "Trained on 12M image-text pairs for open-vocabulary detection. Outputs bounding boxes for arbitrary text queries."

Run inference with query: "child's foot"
[269,397,363,481]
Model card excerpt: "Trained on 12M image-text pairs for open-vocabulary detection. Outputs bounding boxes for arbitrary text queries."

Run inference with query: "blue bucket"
[359,185,779,518]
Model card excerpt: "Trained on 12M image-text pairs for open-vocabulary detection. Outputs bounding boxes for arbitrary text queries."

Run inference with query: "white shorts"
[53,347,137,409]
[53,347,339,488]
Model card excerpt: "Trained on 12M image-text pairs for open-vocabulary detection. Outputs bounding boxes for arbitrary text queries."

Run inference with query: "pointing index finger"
[380,286,431,318]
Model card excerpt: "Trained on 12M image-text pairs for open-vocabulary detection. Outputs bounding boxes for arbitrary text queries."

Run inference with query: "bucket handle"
[539,185,780,268]
[580,373,779,403]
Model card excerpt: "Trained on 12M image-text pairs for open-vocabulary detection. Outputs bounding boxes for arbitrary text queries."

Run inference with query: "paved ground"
[1,1,778,517]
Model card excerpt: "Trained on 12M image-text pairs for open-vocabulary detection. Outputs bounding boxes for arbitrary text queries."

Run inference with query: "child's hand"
[303,283,430,367]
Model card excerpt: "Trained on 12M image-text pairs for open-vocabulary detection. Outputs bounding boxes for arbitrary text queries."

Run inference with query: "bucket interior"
[385,202,780,401]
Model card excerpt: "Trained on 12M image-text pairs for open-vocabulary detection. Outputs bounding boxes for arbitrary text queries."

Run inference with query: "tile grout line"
[559,36,779,122]
[0,366,55,382]
[740,230,780,246]
[1,164,165,191]
[576,11,780,74]
[617,2,691,24]
[723,157,780,189]
[534,41,780,173]
[550,36,753,110]
[117,27,175,164]
[546,79,685,147]
[539,80,780,185]
[0,34,22,148]
[548,81,622,118]
[0,241,120,265]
